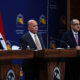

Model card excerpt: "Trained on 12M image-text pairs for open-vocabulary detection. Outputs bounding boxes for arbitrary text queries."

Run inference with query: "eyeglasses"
[72,23,80,26]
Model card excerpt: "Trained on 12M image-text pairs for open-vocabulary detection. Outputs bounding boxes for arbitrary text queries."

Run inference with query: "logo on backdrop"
[39,14,46,27]
[6,69,15,80]
[53,66,60,80]
[38,14,47,34]
[16,13,24,34]
[16,13,24,24]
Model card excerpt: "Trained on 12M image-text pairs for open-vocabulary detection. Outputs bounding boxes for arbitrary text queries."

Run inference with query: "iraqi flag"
[0,12,7,50]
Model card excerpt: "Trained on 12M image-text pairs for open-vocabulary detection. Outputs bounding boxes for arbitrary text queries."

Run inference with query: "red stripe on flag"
[0,12,6,41]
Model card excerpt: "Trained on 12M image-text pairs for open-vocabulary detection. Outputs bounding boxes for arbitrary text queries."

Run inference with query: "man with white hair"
[20,19,45,50]
[20,19,45,80]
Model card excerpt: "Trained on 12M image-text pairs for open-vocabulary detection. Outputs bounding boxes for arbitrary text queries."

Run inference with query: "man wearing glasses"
[60,19,80,48]
[60,19,80,80]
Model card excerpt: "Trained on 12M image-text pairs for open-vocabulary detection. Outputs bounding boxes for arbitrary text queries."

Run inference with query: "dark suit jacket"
[20,32,45,50]
[20,32,45,80]
[60,30,80,48]
[61,30,80,80]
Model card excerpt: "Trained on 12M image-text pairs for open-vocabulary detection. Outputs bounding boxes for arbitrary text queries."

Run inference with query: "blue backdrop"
[0,0,48,48]
[0,0,67,79]
[0,0,67,48]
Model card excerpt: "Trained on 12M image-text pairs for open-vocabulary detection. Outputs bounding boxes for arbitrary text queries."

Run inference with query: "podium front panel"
[0,64,20,80]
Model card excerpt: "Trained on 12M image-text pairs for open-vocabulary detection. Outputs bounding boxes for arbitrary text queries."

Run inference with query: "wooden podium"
[0,50,34,80]
[0,49,78,80]
[35,49,77,80]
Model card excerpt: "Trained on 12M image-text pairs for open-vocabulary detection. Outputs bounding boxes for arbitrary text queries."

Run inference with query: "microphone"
[51,37,70,48]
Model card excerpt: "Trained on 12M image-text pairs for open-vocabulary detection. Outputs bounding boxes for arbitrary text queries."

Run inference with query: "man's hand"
[76,46,80,50]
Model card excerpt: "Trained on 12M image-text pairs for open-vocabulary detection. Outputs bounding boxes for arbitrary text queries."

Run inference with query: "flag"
[0,12,6,41]
[0,12,8,50]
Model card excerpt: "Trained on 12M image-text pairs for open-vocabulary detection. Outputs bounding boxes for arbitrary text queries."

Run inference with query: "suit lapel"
[28,33,37,49]
[69,30,76,46]
[78,32,80,45]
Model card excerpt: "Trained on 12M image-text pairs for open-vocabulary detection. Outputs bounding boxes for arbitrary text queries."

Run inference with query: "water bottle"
[26,45,30,50]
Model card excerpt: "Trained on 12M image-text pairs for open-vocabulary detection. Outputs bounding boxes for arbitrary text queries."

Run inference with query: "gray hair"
[71,19,79,25]
[27,19,35,27]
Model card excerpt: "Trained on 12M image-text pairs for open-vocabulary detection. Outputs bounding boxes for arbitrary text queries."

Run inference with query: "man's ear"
[71,25,73,28]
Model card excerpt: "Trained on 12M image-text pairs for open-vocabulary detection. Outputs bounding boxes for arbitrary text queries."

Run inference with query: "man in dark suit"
[60,19,80,80]
[60,19,80,48]
[20,19,45,80]
[20,19,45,50]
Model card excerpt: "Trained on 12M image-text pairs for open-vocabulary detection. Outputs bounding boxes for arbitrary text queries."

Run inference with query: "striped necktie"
[34,35,42,50]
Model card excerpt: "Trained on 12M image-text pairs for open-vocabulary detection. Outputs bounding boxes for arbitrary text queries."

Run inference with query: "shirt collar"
[29,31,37,36]
[72,29,78,35]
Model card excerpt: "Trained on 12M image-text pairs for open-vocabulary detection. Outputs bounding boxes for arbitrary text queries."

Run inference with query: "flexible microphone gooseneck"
[51,38,70,48]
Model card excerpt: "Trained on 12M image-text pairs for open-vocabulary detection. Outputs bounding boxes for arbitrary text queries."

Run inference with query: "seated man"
[20,19,45,50]
[20,19,45,80]
[60,19,80,48]
[60,19,80,80]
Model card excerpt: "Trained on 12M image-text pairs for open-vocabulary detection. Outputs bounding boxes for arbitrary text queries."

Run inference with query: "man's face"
[28,20,38,34]
[71,20,80,32]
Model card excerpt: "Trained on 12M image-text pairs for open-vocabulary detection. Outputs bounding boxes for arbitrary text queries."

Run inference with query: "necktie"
[34,35,42,50]
[75,33,78,45]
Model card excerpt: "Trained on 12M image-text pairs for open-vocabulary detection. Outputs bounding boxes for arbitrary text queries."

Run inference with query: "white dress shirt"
[29,31,42,49]
[72,29,78,39]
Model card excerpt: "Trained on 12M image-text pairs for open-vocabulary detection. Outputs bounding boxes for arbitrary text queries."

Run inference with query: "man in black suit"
[60,19,80,48]
[20,19,45,50]
[20,19,45,80]
[60,19,80,80]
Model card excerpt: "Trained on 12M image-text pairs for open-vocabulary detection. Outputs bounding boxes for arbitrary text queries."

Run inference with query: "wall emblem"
[39,14,46,27]
[16,13,24,24]
[16,13,24,34]
[6,69,15,80]
[53,66,60,80]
